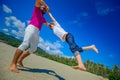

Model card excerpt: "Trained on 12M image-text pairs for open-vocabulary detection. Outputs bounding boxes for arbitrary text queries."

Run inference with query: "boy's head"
[49,22,55,29]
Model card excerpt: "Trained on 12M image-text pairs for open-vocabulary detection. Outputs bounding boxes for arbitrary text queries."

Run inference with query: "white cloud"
[2,4,12,14]
[97,7,114,16]
[38,37,76,58]
[38,37,64,56]
[5,17,11,26]
[95,2,115,16]
[2,4,26,39]
[10,16,25,28]
[67,20,82,27]
[11,30,17,34]
[3,28,9,32]
[5,16,26,39]
[45,41,63,50]
[66,12,89,27]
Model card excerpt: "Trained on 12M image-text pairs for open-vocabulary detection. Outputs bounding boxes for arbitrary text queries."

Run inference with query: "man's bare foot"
[17,61,24,67]
[91,45,98,54]
[9,64,19,73]
[72,65,86,71]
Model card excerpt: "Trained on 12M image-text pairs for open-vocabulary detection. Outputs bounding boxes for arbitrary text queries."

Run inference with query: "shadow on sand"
[19,67,65,80]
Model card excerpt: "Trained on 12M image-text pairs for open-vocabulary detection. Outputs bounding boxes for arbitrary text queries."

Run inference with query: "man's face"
[40,5,46,14]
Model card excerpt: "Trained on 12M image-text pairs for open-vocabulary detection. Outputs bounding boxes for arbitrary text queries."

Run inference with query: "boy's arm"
[48,12,56,23]
[44,22,50,27]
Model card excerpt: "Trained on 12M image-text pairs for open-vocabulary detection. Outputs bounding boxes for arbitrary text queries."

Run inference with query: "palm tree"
[85,60,91,71]
[104,66,110,77]
[112,65,119,76]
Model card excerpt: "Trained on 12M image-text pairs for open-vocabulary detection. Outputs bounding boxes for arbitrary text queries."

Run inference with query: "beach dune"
[0,42,108,80]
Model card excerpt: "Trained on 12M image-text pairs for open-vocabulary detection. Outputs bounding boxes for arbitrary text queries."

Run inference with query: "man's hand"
[45,6,50,12]
[36,0,49,9]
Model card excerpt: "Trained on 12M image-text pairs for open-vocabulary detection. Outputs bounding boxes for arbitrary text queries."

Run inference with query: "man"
[9,0,50,73]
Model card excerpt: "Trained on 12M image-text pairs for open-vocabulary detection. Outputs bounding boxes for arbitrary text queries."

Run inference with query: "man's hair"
[40,5,46,14]
[41,8,46,14]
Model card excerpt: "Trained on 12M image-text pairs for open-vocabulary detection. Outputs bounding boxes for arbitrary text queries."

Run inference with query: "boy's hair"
[49,22,54,30]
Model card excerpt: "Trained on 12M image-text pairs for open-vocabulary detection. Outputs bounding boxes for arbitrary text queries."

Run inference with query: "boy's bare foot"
[9,64,19,73]
[72,65,86,71]
[91,45,98,54]
[17,61,24,67]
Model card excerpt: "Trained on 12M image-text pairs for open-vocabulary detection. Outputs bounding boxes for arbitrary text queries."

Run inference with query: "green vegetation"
[36,48,78,66]
[84,60,120,80]
[0,32,120,80]
[0,32,22,47]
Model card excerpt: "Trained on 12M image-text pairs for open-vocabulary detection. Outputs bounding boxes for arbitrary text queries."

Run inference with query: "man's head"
[40,5,47,14]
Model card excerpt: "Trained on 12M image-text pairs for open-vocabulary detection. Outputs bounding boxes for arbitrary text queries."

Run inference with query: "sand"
[0,42,108,80]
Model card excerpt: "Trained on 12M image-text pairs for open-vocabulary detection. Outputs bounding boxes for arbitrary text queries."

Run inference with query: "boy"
[48,12,98,71]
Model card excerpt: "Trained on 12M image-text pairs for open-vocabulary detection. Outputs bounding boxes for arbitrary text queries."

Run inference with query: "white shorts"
[18,24,39,54]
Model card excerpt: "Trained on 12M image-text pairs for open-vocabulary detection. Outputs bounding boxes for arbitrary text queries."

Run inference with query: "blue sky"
[0,0,120,68]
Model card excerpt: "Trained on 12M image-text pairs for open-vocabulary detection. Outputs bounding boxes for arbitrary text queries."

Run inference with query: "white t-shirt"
[53,21,68,41]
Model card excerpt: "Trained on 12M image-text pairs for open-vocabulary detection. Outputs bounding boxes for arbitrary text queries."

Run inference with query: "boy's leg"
[83,45,98,53]
[17,50,30,67]
[72,52,86,71]
[9,49,23,73]
[65,33,86,71]
[72,45,98,71]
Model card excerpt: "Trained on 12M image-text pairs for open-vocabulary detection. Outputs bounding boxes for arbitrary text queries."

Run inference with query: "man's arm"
[36,0,49,11]
[44,12,56,27]
[36,0,47,7]
[48,12,56,23]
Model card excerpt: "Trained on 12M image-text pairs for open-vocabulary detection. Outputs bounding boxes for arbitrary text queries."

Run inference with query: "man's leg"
[9,49,23,73]
[72,52,86,71]
[17,50,30,67]
[83,45,98,53]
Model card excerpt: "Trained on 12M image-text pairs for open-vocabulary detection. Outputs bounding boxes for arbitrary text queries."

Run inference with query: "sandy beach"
[0,42,108,80]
